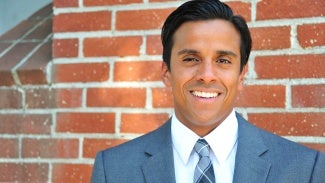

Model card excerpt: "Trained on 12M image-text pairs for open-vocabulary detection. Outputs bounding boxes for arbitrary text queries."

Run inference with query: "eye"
[183,57,199,62]
[216,58,231,64]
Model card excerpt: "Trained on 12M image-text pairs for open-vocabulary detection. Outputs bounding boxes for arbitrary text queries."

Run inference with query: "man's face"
[162,19,247,136]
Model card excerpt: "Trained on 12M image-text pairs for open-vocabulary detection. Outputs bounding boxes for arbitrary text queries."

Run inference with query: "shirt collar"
[205,110,238,164]
[171,109,238,165]
[171,114,199,165]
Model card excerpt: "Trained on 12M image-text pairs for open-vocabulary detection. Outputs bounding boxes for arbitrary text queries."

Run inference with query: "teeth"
[192,91,219,98]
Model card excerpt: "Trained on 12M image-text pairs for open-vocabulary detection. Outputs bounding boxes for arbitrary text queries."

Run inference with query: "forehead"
[171,19,240,55]
[174,19,239,43]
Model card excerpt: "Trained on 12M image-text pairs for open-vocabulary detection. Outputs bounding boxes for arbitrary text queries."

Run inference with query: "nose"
[196,61,218,83]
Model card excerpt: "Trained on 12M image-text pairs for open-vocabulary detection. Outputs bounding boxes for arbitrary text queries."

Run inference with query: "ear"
[238,64,248,91]
[161,62,171,87]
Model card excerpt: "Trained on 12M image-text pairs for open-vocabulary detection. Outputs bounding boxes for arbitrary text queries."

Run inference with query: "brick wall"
[0,0,324,182]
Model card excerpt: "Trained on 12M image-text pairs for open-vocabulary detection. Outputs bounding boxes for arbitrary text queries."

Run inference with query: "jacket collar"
[233,113,271,183]
[140,113,272,183]
[141,120,176,183]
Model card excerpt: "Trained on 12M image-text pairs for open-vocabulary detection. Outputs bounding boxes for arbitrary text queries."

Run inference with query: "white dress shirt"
[171,109,238,183]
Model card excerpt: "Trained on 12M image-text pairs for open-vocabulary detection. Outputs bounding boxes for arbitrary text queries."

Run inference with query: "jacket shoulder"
[236,112,317,155]
[102,119,171,156]
[91,120,172,183]
[236,113,325,182]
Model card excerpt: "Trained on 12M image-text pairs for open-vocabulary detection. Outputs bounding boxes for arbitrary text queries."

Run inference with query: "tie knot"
[194,139,210,157]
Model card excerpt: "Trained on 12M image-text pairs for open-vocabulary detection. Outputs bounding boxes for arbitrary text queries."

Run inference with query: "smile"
[191,91,220,98]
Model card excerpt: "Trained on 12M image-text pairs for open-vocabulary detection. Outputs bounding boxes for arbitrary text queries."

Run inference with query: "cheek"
[223,73,243,93]
[169,71,192,98]
[170,66,193,84]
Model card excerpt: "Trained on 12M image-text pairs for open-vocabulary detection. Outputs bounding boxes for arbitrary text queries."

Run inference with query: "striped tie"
[193,139,215,183]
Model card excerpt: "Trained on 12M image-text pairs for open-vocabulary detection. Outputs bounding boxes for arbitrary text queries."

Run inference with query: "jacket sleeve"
[91,151,106,183]
[311,151,325,183]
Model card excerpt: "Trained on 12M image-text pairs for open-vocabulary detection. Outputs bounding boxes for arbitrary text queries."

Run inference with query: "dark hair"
[161,0,252,72]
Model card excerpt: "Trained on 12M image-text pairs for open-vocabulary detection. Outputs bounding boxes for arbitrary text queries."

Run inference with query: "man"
[91,0,325,182]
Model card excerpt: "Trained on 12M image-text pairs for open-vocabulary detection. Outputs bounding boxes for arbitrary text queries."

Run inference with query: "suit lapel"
[139,114,272,183]
[233,113,271,183]
[141,120,176,183]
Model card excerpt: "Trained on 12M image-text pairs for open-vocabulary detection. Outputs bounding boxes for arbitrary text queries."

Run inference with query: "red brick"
[0,89,22,109]
[83,138,127,158]
[0,138,18,158]
[116,9,174,30]
[147,35,162,55]
[17,41,51,85]
[255,54,325,79]
[0,19,39,41]
[53,0,78,7]
[292,84,325,107]
[257,0,325,20]
[84,0,141,6]
[121,113,169,133]
[0,39,28,86]
[53,11,111,32]
[22,16,53,38]
[0,114,51,134]
[302,143,325,154]
[0,43,11,53]
[235,85,286,107]
[0,71,15,86]
[250,26,291,50]
[0,163,48,182]
[53,39,78,58]
[148,1,252,21]
[26,88,82,108]
[0,42,38,70]
[56,112,115,133]
[298,23,325,48]
[24,16,52,40]
[114,61,161,81]
[30,3,52,19]
[248,113,325,136]
[54,62,109,83]
[152,87,173,108]
[52,164,92,183]
[83,36,142,57]
[226,1,251,22]
[87,88,146,107]
[22,138,79,158]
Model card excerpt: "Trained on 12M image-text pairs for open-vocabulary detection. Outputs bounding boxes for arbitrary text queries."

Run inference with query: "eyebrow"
[177,49,200,56]
[177,49,238,57]
[217,50,238,57]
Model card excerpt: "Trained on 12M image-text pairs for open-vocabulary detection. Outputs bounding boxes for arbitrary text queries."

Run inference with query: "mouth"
[190,90,221,98]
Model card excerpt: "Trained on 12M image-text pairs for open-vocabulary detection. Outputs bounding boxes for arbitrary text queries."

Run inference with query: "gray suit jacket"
[91,113,325,183]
